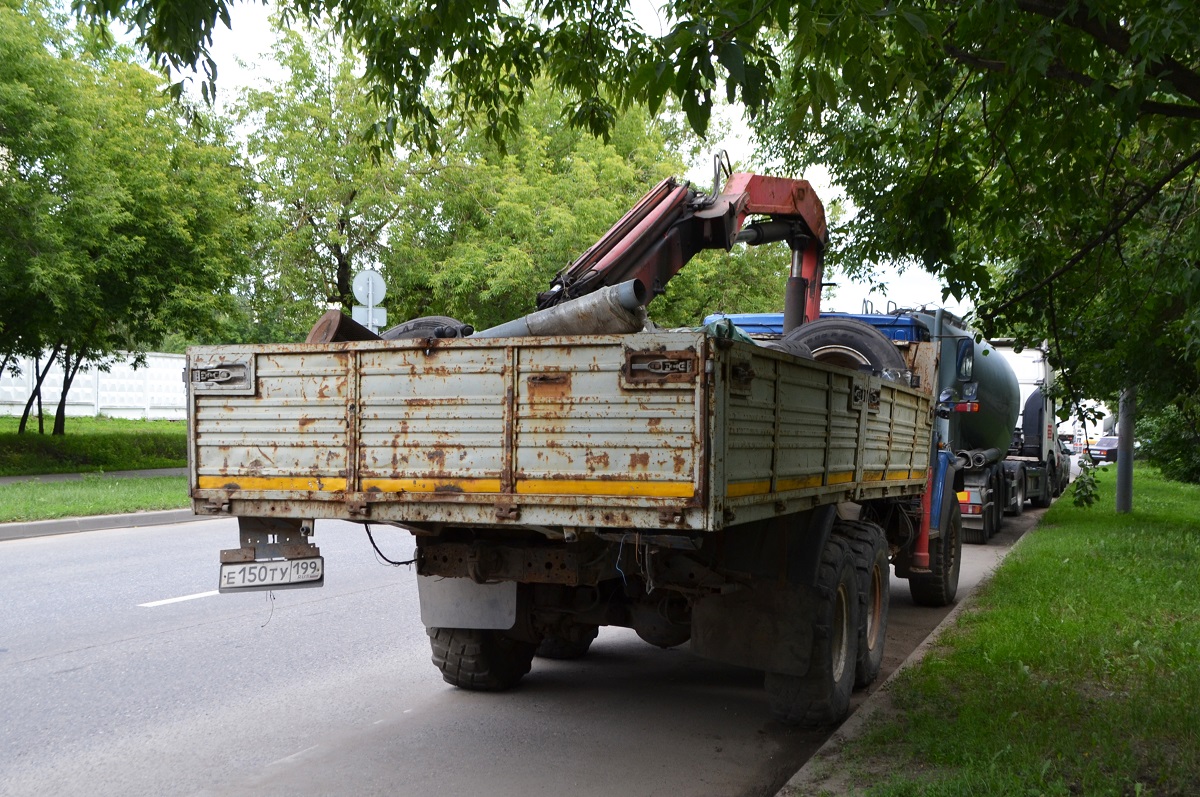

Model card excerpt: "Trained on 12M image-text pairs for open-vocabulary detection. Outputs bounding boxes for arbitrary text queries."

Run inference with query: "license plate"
[218,557,324,592]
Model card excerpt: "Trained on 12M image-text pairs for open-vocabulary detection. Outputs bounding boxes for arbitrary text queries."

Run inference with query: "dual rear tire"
[428,628,538,691]
[765,534,860,727]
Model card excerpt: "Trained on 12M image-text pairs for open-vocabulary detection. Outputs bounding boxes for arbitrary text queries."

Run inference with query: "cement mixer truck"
[709,311,1067,542]
[184,169,972,728]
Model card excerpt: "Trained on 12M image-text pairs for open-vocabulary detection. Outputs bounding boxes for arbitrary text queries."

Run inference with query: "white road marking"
[138,590,219,607]
[268,745,319,767]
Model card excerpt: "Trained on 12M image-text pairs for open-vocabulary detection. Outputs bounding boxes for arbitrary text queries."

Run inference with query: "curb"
[777,529,1036,797]
[0,509,208,541]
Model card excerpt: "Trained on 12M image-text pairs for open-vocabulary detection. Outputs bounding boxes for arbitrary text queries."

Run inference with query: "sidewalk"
[0,467,203,541]
[0,466,186,486]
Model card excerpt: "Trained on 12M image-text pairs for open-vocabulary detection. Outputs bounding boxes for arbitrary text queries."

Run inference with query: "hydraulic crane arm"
[537,171,828,332]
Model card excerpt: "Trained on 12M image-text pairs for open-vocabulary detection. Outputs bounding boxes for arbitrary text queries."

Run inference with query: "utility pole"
[1115,387,1136,513]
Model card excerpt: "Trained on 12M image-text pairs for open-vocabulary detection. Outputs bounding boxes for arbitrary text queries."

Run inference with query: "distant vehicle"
[1089,436,1120,463]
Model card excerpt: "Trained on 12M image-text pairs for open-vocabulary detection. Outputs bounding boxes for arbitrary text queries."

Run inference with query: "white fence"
[1,352,187,421]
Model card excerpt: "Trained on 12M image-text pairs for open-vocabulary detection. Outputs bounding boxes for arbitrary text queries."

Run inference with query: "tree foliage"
[223,20,719,338]
[383,91,695,331]
[1136,403,1200,484]
[1,0,249,431]
[230,26,414,341]
[746,3,1200,425]
[69,0,1200,428]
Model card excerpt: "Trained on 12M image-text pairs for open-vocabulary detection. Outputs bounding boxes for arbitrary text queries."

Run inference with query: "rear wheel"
[1006,470,1026,516]
[1032,466,1054,508]
[764,535,859,727]
[535,625,599,660]
[428,627,538,691]
[834,520,890,690]
[909,502,962,607]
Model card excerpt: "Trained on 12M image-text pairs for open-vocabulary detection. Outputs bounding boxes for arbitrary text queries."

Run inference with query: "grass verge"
[0,475,189,523]
[826,465,1200,797]
[0,416,187,476]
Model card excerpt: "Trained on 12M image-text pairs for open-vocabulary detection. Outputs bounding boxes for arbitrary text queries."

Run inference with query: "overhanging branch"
[990,147,1200,315]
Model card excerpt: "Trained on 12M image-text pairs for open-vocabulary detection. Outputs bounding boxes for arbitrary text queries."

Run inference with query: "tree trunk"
[53,347,87,436]
[1115,387,1136,513]
[18,345,62,434]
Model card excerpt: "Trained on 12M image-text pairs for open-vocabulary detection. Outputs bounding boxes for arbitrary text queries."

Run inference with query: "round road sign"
[352,269,387,305]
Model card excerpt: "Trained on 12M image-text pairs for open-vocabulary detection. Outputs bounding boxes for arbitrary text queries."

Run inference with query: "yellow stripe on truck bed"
[362,478,503,494]
[515,479,694,498]
[200,475,693,498]
[196,475,348,492]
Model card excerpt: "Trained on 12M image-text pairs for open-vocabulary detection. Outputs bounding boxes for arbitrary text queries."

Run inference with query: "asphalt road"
[0,512,1038,797]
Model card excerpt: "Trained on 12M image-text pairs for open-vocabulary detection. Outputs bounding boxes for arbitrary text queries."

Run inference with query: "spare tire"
[381,315,465,340]
[783,318,906,373]
[760,339,814,359]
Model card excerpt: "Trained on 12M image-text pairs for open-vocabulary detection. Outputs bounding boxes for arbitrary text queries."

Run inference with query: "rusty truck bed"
[187,331,931,532]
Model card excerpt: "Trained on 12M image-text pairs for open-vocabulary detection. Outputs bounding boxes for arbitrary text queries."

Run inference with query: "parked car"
[1088,436,1120,463]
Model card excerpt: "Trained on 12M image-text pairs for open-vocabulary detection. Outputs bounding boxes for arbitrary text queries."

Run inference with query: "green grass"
[0,475,189,522]
[0,415,187,476]
[837,465,1200,797]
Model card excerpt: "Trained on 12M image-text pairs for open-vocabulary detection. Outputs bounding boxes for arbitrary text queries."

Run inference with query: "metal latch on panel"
[849,378,867,410]
[621,349,699,389]
[727,355,755,396]
[189,355,256,395]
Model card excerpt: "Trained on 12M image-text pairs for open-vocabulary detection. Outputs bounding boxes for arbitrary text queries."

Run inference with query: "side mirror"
[936,387,956,419]
[956,338,974,381]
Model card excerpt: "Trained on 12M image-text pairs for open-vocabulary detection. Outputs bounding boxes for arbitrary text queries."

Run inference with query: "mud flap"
[690,583,818,676]
[417,576,517,630]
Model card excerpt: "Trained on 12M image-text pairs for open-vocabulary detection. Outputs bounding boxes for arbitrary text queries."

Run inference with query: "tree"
[1,0,250,432]
[740,5,1199,448]
[383,87,693,331]
[72,0,1199,433]
[232,26,412,341]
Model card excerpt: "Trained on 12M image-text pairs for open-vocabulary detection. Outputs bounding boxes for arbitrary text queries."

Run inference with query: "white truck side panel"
[188,332,931,532]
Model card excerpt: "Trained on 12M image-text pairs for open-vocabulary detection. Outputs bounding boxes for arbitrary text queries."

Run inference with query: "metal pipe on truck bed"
[475,280,647,338]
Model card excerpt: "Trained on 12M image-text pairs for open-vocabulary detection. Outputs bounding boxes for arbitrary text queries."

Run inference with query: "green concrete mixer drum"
[919,313,1021,454]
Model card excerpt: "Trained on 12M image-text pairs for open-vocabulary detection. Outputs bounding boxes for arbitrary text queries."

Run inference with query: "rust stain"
[673,454,687,474]
[434,484,465,493]
[298,416,315,428]
[318,383,330,400]
[366,485,383,493]
[527,373,573,400]
[629,452,650,470]
[427,449,446,469]
[222,482,240,490]
[585,452,610,472]
[647,417,661,428]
